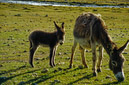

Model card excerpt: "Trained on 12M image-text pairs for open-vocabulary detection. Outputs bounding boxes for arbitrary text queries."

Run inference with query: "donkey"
[29,21,65,67]
[69,12,129,82]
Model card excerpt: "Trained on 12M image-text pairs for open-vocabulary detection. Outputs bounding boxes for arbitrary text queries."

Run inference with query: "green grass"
[0,2,129,85]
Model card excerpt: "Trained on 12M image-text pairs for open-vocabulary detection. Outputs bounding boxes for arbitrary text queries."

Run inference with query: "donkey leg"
[69,40,77,68]
[91,43,97,76]
[49,47,55,67]
[29,43,37,67]
[97,46,103,72]
[52,47,57,66]
[79,45,88,68]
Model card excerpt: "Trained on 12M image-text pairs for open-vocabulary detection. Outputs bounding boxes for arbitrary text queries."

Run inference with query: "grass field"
[0,2,129,85]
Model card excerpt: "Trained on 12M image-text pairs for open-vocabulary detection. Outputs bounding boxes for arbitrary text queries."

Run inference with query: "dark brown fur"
[29,21,65,67]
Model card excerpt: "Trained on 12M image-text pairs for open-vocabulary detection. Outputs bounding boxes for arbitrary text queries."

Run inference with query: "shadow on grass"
[0,66,121,85]
[0,65,41,84]
[67,73,94,85]
[102,81,121,85]
[24,67,80,84]
[0,65,26,75]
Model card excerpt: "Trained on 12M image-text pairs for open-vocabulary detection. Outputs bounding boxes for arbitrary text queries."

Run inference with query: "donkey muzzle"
[59,40,64,45]
[115,72,125,82]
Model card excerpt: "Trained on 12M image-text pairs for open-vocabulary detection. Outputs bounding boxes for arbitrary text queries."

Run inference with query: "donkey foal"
[29,21,65,67]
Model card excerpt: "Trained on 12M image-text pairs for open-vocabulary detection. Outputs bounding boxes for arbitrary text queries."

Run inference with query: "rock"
[36,62,39,64]
[10,72,15,75]
[45,14,48,17]
[23,7,27,10]
[93,9,97,11]
[17,55,21,57]
[63,68,67,71]
[3,42,6,44]
[85,50,89,52]
[57,62,65,65]
[41,68,49,73]
[53,69,58,73]
[122,52,128,54]
[73,74,77,77]
[23,50,27,53]
[58,67,62,71]
[106,75,111,79]
[58,52,61,55]
[0,77,7,80]
[41,58,45,60]
[54,80,60,83]
[32,83,38,85]
[61,62,65,65]
[66,57,70,60]
[109,28,112,30]
[41,52,45,54]
[64,52,67,55]
[34,58,41,60]
[18,81,25,85]
[94,79,99,81]
[14,14,21,16]
[32,73,38,77]
[78,65,83,69]
[0,64,3,67]
[7,44,10,46]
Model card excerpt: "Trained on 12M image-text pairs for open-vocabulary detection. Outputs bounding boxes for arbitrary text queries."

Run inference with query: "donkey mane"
[93,16,117,56]
[92,14,124,61]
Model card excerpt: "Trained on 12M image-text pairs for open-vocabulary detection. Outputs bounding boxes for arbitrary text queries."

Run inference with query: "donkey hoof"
[50,63,56,67]
[97,69,101,72]
[53,64,56,66]
[93,72,97,76]
[50,64,53,67]
[84,65,88,68]
[50,65,54,68]
[30,64,34,68]
[50,65,55,67]
[69,65,72,69]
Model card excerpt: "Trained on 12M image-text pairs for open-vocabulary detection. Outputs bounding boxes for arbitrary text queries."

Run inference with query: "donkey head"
[109,40,129,82]
[54,21,65,45]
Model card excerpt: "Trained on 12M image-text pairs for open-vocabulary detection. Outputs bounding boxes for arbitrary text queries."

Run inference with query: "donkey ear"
[54,21,60,30]
[118,40,129,53]
[61,22,65,29]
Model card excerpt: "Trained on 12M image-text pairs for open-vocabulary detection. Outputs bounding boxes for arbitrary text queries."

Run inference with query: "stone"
[18,81,25,85]
[106,75,111,79]
[78,65,83,69]
[41,68,49,73]
[14,14,21,16]
[53,69,58,73]
[58,52,61,55]
[0,64,3,67]
[58,67,62,71]
[54,80,60,83]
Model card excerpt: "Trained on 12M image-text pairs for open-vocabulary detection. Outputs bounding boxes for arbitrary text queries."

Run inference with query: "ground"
[0,2,129,85]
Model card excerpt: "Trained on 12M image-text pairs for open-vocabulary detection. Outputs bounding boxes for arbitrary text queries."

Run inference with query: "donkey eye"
[112,61,117,67]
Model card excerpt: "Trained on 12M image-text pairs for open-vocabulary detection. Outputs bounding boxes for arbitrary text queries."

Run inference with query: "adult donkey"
[69,12,129,82]
[29,21,65,67]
